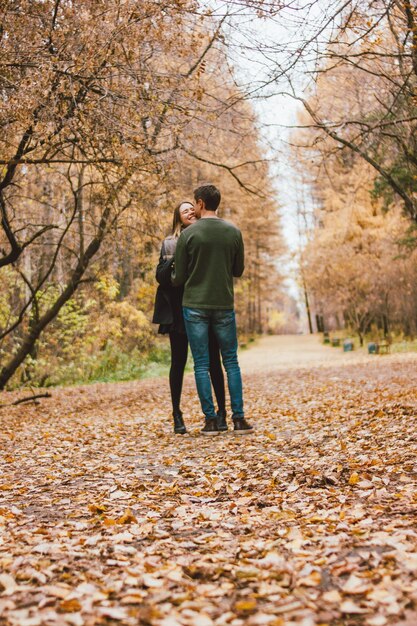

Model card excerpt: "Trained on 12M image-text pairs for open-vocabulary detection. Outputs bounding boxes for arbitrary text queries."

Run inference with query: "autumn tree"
[272,1,417,226]
[0,0,224,388]
[291,98,417,341]
[0,0,287,388]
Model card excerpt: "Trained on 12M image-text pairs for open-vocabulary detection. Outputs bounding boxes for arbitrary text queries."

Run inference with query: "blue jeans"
[183,307,244,421]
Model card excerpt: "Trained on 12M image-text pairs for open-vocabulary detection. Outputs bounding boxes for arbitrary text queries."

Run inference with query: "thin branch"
[0,158,122,165]
[289,92,417,221]
[149,17,226,148]
[0,393,52,408]
[180,145,265,196]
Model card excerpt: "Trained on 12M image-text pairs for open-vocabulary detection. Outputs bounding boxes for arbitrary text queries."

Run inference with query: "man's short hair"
[194,184,221,211]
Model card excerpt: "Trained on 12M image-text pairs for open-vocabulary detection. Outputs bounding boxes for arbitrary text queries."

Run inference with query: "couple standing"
[153,184,253,436]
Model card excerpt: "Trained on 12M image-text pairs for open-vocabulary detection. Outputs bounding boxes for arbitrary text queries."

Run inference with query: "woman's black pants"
[169,328,225,415]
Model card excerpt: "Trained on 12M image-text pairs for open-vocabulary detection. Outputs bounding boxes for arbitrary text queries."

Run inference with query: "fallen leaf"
[342,574,372,594]
[0,574,18,595]
[234,599,258,613]
[349,472,360,485]
[341,600,369,614]
[59,599,82,613]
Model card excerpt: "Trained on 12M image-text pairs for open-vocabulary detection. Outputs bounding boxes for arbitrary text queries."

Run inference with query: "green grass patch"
[390,338,417,353]
[37,338,195,387]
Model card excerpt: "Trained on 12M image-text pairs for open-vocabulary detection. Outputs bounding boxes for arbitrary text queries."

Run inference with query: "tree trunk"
[0,207,110,390]
[383,314,389,337]
[303,281,313,334]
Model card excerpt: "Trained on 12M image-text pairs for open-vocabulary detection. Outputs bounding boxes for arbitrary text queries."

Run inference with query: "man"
[172,183,253,436]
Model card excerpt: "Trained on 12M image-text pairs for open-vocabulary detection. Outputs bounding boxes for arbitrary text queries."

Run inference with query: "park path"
[1,336,417,626]
[238,334,379,373]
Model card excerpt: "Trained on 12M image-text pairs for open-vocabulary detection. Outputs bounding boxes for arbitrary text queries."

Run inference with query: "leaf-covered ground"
[1,339,417,626]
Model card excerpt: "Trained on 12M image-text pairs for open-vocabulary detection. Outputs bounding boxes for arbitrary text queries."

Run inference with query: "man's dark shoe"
[217,409,228,432]
[173,411,187,434]
[233,418,254,435]
[201,418,220,436]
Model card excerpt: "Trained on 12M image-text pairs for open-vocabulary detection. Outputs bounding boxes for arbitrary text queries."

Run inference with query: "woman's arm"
[156,242,174,287]
[171,232,187,286]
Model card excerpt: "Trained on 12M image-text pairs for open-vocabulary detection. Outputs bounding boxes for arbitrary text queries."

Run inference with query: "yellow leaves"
[95,273,120,300]
[234,599,258,614]
[307,513,326,523]
[349,471,360,485]
[235,568,260,580]
[102,509,137,526]
[183,565,201,579]
[198,60,206,75]
[297,570,322,587]
[194,86,204,102]
[120,593,145,604]
[117,509,137,524]
[58,598,82,613]
[88,503,106,514]
[0,508,16,520]
[3,340,417,626]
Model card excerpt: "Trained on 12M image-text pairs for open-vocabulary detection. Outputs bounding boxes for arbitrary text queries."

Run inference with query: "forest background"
[0,0,290,390]
[1,0,417,391]
[288,0,417,347]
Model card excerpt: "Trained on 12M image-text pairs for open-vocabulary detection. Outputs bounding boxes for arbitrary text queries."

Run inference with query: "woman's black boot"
[217,408,228,432]
[173,410,187,434]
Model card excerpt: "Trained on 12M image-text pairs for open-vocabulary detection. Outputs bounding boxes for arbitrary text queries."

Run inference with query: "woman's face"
[179,203,196,227]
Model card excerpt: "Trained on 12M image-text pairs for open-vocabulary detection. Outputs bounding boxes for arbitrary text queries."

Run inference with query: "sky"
[198,0,336,254]
[201,2,322,219]
[202,3,313,300]
[194,1,332,317]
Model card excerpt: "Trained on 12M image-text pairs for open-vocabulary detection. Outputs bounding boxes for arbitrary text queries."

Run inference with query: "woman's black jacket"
[152,237,185,333]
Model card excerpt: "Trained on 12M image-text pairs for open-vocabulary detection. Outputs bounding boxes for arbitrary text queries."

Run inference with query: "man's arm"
[233,231,244,277]
[171,232,188,286]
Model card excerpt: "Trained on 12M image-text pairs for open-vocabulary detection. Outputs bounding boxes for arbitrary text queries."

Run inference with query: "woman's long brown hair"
[171,201,194,237]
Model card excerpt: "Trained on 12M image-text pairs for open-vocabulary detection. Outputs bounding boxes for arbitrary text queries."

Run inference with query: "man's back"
[173,218,244,310]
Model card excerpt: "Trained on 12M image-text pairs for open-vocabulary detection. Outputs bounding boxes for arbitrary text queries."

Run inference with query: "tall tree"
[0,0,287,388]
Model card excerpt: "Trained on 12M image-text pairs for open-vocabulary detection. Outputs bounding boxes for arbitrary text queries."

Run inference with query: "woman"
[152,201,226,434]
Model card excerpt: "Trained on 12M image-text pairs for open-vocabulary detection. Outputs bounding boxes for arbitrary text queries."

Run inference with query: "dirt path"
[238,333,416,373]
[1,336,417,626]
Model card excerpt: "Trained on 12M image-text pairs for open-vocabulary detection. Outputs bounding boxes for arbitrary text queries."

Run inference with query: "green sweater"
[172,217,244,309]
